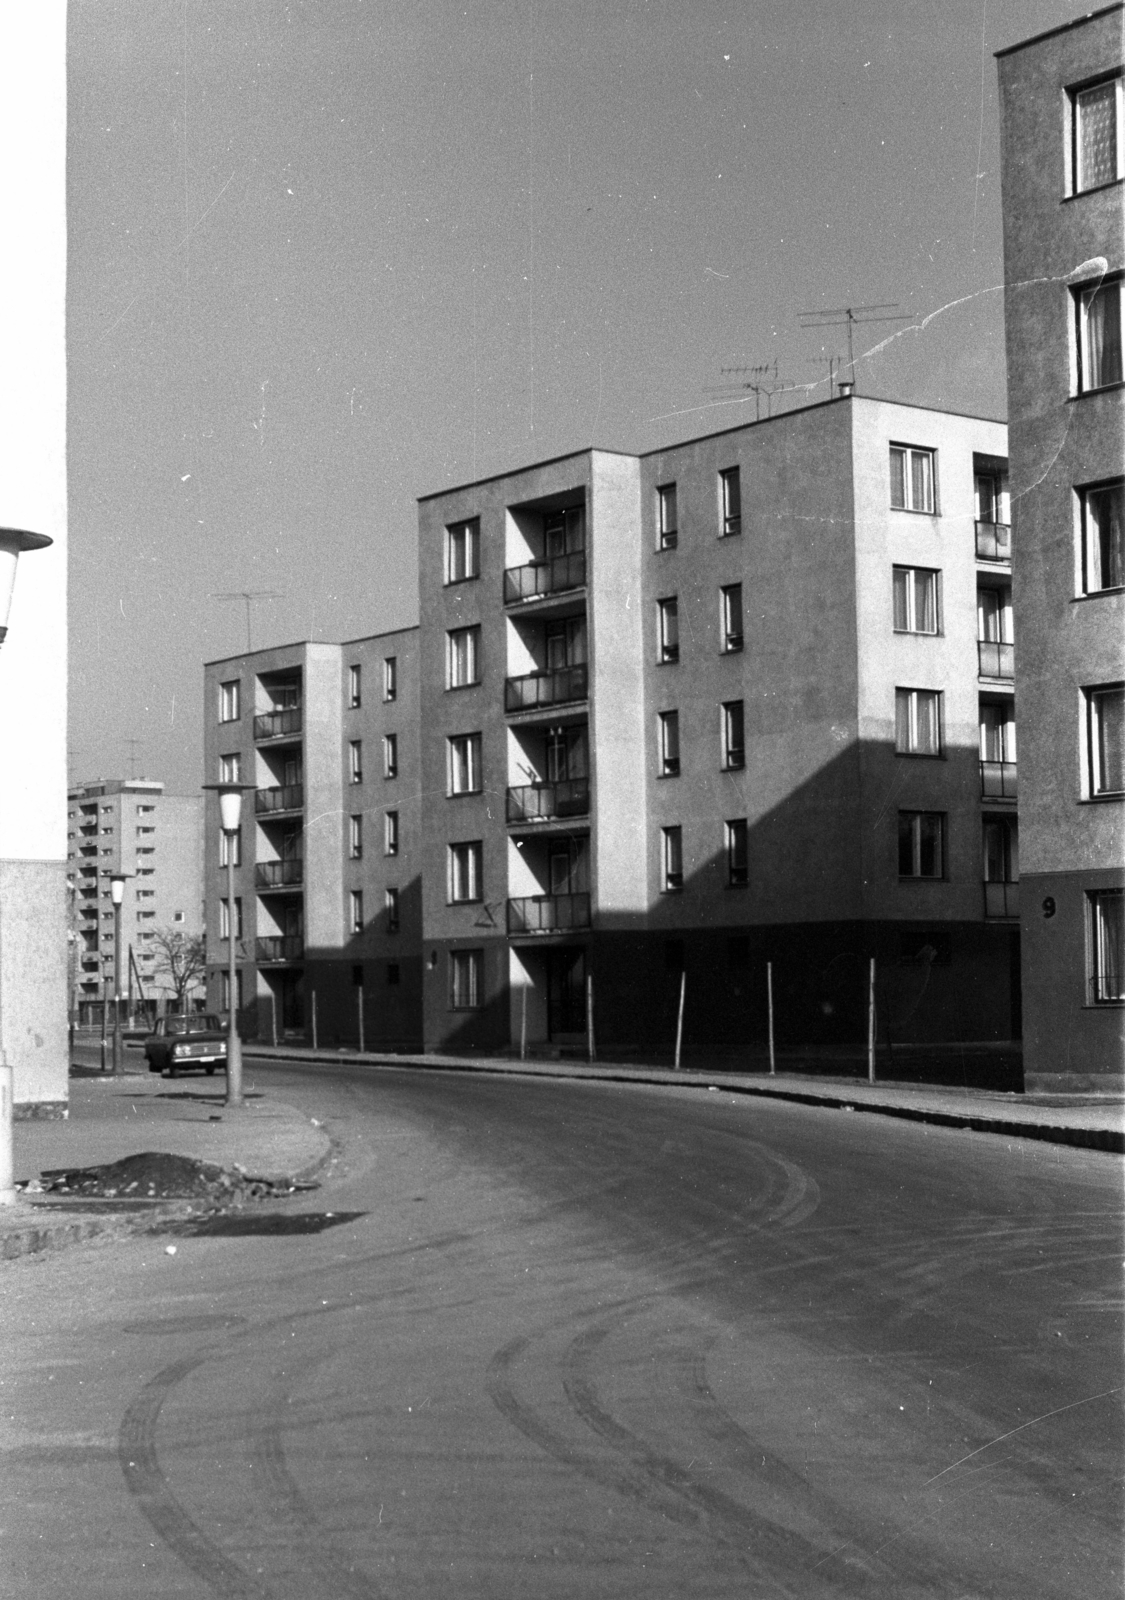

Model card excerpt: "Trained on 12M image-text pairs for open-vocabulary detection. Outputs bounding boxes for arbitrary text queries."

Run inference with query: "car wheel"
[167,1062,177,1078]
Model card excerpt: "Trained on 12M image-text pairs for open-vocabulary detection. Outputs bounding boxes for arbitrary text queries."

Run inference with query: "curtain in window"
[1089,484,1124,590]
[915,691,939,753]
[1085,284,1123,389]
[914,571,936,633]
[911,451,932,514]
[1095,688,1124,792]
[1078,82,1118,190]
[1094,891,1124,1000]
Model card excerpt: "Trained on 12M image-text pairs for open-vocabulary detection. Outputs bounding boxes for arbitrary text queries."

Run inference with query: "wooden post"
[357,983,365,1054]
[767,960,776,1076]
[520,980,528,1061]
[586,971,595,1062]
[311,989,318,1052]
[674,968,686,1071]
[867,957,876,1083]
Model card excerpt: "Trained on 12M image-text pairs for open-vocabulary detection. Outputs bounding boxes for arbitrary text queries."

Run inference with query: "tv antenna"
[211,590,284,653]
[797,304,914,392]
[704,360,798,421]
[123,737,143,779]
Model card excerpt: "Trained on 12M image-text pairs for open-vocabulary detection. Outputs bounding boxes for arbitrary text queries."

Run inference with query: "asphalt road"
[4,1058,1122,1599]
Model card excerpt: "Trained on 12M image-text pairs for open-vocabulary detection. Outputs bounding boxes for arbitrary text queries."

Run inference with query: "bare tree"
[147,927,207,1013]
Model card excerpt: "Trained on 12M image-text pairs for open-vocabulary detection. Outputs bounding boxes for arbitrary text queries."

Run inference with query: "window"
[449,841,482,903]
[898,812,945,878]
[980,700,1017,764]
[348,740,363,784]
[383,734,399,779]
[543,505,586,556]
[219,680,241,722]
[349,814,362,860]
[721,583,744,652]
[657,597,679,663]
[384,810,399,855]
[895,688,942,756]
[893,567,940,634]
[450,948,482,1009]
[661,825,683,892]
[1087,684,1124,796]
[219,828,242,868]
[349,890,364,935]
[384,656,397,701]
[136,868,154,877]
[983,818,1019,885]
[1075,277,1123,392]
[448,733,482,795]
[136,889,155,899]
[219,753,241,783]
[136,804,155,815]
[219,897,244,939]
[1073,75,1122,193]
[1081,480,1124,593]
[447,518,480,583]
[722,700,745,770]
[385,887,400,933]
[658,710,680,777]
[889,445,936,513]
[725,819,748,886]
[447,625,481,688]
[137,911,155,922]
[137,846,155,856]
[719,467,741,536]
[136,826,155,836]
[347,664,362,708]
[657,483,678,550]
[1088,889,1124,1003]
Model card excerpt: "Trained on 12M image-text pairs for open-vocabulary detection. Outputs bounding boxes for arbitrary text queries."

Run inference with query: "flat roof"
[994,3,1123,59]
[204,622,420,669]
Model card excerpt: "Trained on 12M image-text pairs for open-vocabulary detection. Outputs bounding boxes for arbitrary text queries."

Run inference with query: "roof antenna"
[797,305,913,393]
[211,590,284,653]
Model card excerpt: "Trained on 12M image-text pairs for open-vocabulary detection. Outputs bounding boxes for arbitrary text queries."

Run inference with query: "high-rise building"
[997,5,1124,1090]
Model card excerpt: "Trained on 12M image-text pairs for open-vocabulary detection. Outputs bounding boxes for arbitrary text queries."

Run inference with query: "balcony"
[504,664,588,714]
[506,778,590,824]
[507,891,591,935]
[256,935,304,964]
[981,760,1018,800]
[255,859,304,889]
[254,707,303,742]
[984,881,1020,919]
[255,784,304,815]
[976,521,1011,562]
[504,550,586,605]
[978,639,1014,679]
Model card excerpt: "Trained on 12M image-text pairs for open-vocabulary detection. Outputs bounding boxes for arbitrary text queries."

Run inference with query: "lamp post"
[203,782,251,1108]
[0,527,53,1207]
[109,873,131,1076]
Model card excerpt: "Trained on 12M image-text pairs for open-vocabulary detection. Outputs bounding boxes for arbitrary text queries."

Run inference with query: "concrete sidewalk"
[244,1043,1125,1154]
[3,1064,331,1263]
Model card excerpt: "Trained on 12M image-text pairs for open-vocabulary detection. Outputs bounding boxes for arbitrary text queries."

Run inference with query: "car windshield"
[165,1016,221,1034]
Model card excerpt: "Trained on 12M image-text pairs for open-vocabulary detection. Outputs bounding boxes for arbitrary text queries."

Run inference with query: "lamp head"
[109,873,129,905]
[202,780,251,832]
[0,528,53,645]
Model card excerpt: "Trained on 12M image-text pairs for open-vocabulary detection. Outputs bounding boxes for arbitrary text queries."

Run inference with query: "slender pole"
[271,991,278,1047]
[225,846,243,1107]
[0,1054,15,1205]
[520,979,528,1061]
[767,960,776,1076]
[357,982,365,1053]
[867,957,877,1084]
[111,899,124,1076]
[100,977,108,1073]
[311,989,318,1051]
[586,971,595,1063]
[674,968,686,1071]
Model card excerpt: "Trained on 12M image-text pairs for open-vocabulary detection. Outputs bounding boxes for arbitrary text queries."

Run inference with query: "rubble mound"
[38,1151,246,1201]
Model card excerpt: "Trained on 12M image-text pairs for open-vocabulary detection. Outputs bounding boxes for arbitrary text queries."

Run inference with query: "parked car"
[144,1014,228,1077]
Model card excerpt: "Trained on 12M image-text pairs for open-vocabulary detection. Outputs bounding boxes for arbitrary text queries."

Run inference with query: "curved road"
[5,1059,1122,1598]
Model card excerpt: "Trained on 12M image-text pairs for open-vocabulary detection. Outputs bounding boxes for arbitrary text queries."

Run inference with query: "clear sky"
[68,0,1080,795]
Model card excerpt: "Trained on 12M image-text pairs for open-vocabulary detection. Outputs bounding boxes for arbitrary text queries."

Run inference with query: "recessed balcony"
[504,664,588,714]
[980,760,1017,800]
[975,521,1011,563]
[254,707,303,742]
[507,891,591,935]
[978,639,1014,679]
[255,859,304,890]
[984,881,1019,919]
[256,935,304,964]
[255,784,304,816]
[503,550,586,605]
[507,779,590,824]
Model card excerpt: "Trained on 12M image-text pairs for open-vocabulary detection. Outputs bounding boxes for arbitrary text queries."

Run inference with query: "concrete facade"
[67,779,203,1019]
[997,7,1125,1090]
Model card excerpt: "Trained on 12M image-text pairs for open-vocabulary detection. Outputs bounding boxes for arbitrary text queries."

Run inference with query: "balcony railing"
[507,892,591,935]
[980,759,1018,799]
[978,639,1014,679]
[254,707,303,741]
[503,549,586,604]
[506,778,590,824]
[504,664,588,713]
[984,881,1020,919]
[255,859,304,889]
[256,935,304,963]
[975,521,1011,562]
[255,784,304,815]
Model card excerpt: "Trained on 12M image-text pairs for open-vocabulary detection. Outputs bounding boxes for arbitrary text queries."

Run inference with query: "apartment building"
[997,6,1124,1090]
[417,397,1016,1063]
[201,631,422,1047]
[67,778,203,1019]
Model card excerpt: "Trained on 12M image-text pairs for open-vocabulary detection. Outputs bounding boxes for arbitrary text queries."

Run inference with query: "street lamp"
[109,873,131,1077]
[0,527,53,1207]
[203,782,252,1108]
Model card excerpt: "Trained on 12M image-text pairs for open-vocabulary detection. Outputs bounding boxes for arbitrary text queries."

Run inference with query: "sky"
[68,0,1084,795]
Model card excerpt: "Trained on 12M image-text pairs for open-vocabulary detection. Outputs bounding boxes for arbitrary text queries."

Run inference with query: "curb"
[244,1047,1125,1155]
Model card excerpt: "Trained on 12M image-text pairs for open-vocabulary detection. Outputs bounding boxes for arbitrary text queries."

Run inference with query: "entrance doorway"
[547,946,586,1041]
